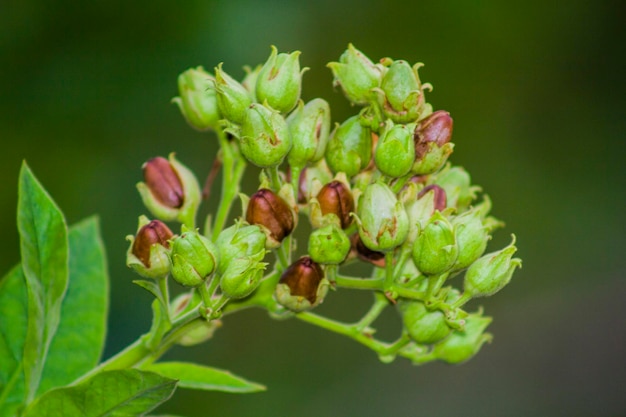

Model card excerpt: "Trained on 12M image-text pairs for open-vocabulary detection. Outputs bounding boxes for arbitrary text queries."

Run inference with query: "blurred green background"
[1,0,625,416]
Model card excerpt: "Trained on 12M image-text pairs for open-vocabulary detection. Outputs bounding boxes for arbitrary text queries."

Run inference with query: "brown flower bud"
[316,181,355,229]
[279,256,324,303]
[350,233,385,267]
[246,189,295,244]
[131,220,174,267]
[418,184,447,212]
[143,157,184,208]
[414,110,453,160]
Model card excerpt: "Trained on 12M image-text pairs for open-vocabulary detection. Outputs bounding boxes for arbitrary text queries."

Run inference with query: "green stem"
[157,276,171,323]
[383,251,395,290]
[335,275,384,290]
[268,165,282,191]
[211,132,246,242]
[354,292,390,332]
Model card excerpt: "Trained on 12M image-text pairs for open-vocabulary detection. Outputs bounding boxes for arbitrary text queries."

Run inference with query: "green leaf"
[0,266,28,417]
[146,362,265,393]
[133,280,162,300]
[38,217,109,395]
[17,162,69,403]
[22,369,177,417]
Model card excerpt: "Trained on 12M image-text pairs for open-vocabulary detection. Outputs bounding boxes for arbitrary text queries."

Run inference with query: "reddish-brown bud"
[279,256,324,303]
[418,184,447,212]
[131,220,174,267]
[316,181,355,229]
[143,157,184,208]
[246,189,295,244]
[350,233,385,267]
[414,110,453,159]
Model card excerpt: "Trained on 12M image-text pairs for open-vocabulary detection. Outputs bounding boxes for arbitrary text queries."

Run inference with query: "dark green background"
[1,1,625,416]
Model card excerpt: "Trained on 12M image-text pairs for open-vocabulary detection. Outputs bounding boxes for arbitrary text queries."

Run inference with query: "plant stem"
[354,292,390,332]
[335,275,384,290]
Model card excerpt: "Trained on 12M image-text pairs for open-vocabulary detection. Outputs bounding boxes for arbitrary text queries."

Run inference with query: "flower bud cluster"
[125,44,521,367]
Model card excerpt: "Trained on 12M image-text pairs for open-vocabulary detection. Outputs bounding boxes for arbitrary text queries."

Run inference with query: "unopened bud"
[463,236,521,298]
[374,121,415,178]
[170,229,219,287]
[412,111,455,175]
[432,312,493,364]
[239,103,292,168]
[452,206,490,270]
[220,257,266,299]
[275,256,329,312]
[255,46,303,113]
[126,216,174,279]
[356,181,409,252]
[327,43,382,105]
[215,222,266,276]
[308,224,351,265]
[374,60,426,123]
[172,66,221,131]
[137,154,201,226]
[287,98,331,168]
[412,211,458,276]
[241,64,262,98]
[246,189,295,248]
[399,300,451,345]
[214,63,252,124]
[325,115,372,177]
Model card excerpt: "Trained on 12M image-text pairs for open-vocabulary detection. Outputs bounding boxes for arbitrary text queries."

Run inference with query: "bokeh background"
[1,1,625,416]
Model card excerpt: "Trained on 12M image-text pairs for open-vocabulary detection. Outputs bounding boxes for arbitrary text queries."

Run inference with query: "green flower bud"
[350,233,386,267]
[255,46,303,113]
[432,312,493,364]
[308,223,351,265]
[463,236,521,298]
[170,229,219,287]
[314,179,355,229]
[246,188,295,248]
[356,181,409,252]
[452,206,490,270]
[126,216,174,279]
[136,154,201,226]
[214,63,252,124]
[325,115,372,177]
[172,66,221,131]
[327,43,382,105]
[412,211,458,276]
[404,184,447,243]
[215,222,266,276]
[374,121,415,178]
[287,98,331,168]
[275,256,329,312]
[220,257,267,299]
[374,60,426,123]
[239,103,292,168]
[399,300,451,345]
[434,166,480,212]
